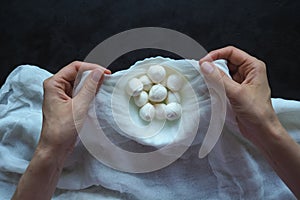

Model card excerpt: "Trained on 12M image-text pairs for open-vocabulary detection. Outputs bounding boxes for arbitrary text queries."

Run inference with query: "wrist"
[40,121,77,155]
[35,142,68,167]
[251,112,287,150]
[37,124,71,164]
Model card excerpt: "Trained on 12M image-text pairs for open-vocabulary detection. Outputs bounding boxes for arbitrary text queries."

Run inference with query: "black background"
[0,0,299,100]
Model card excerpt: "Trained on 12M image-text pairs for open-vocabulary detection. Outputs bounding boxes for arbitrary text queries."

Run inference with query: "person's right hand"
[199,46,300,198]
[199,46,281,147]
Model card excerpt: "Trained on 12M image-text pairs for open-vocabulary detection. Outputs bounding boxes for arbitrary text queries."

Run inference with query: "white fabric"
[0,60,299,199]
[71,57,228,174]
[74,58,229,148]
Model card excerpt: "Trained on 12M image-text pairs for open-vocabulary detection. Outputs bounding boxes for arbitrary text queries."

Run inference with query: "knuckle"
[226,45,236,51]
[43,77,52,89]
[258,60,266,68]
[255,60,267,73]
[71,61,82,67]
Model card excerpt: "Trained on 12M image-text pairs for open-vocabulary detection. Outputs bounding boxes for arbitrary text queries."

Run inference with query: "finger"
[55,61,111,83]
[200,62,241,101]
[73,69,105,113]
[200,46,256,67]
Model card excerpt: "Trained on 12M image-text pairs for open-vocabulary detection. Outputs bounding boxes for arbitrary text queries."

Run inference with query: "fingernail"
[104,69,111,74]
[201,62,214,74]
[92,70,102,82]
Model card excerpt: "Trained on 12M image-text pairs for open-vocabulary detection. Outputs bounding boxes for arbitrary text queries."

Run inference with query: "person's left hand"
[12,61,111,200]
[39,61,111,156]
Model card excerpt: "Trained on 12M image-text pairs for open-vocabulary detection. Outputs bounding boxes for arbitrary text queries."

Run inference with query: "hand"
[199,46,280,147]
[12,61,110,200]
[39,61,111,156]
[199,46,300,198]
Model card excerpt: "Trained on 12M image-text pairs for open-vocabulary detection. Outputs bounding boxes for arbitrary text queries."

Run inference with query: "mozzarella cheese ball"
[127,78,143,96]
[147,65,166,83]
[155,103,166,120]
[167,74,183,92]
[165,102,182,121]
[134,91,148,107]
[139,75,153,91]
[167,91,181,103]
[149,84,167,102]
[139,103,155,122]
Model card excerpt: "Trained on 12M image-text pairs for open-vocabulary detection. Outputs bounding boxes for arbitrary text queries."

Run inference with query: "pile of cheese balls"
[126,65,184,122]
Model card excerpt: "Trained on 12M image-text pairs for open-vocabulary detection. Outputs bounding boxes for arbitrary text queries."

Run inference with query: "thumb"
[73,69,104,112]
[200,62,240,100]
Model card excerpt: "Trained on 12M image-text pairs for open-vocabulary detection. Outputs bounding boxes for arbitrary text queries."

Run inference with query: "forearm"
[12,142,67,200]
[201,46,300,197]
[253,117,300,198]
[11,61,105,200]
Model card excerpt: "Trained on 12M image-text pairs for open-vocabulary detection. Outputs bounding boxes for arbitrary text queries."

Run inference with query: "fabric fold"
[0,61,298,199]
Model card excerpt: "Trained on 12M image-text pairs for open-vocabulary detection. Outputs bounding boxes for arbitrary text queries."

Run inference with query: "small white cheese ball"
[165,102,182,121]
[167,74,183,92]
[134,91,148,107]
[127,78,143,96]
[167,91,181,103]
[155,103,166,120]
[147,65,166,83]
[149,84,167,102]
[139,103,155,122]
[139,75,152,91]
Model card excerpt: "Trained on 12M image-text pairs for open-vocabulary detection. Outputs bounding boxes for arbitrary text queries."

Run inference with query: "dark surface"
[0,0,299,100]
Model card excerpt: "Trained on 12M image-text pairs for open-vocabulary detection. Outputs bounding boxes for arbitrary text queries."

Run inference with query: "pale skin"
[12,61,111,200]
[200,46,300,198]
[12,47,300,199]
